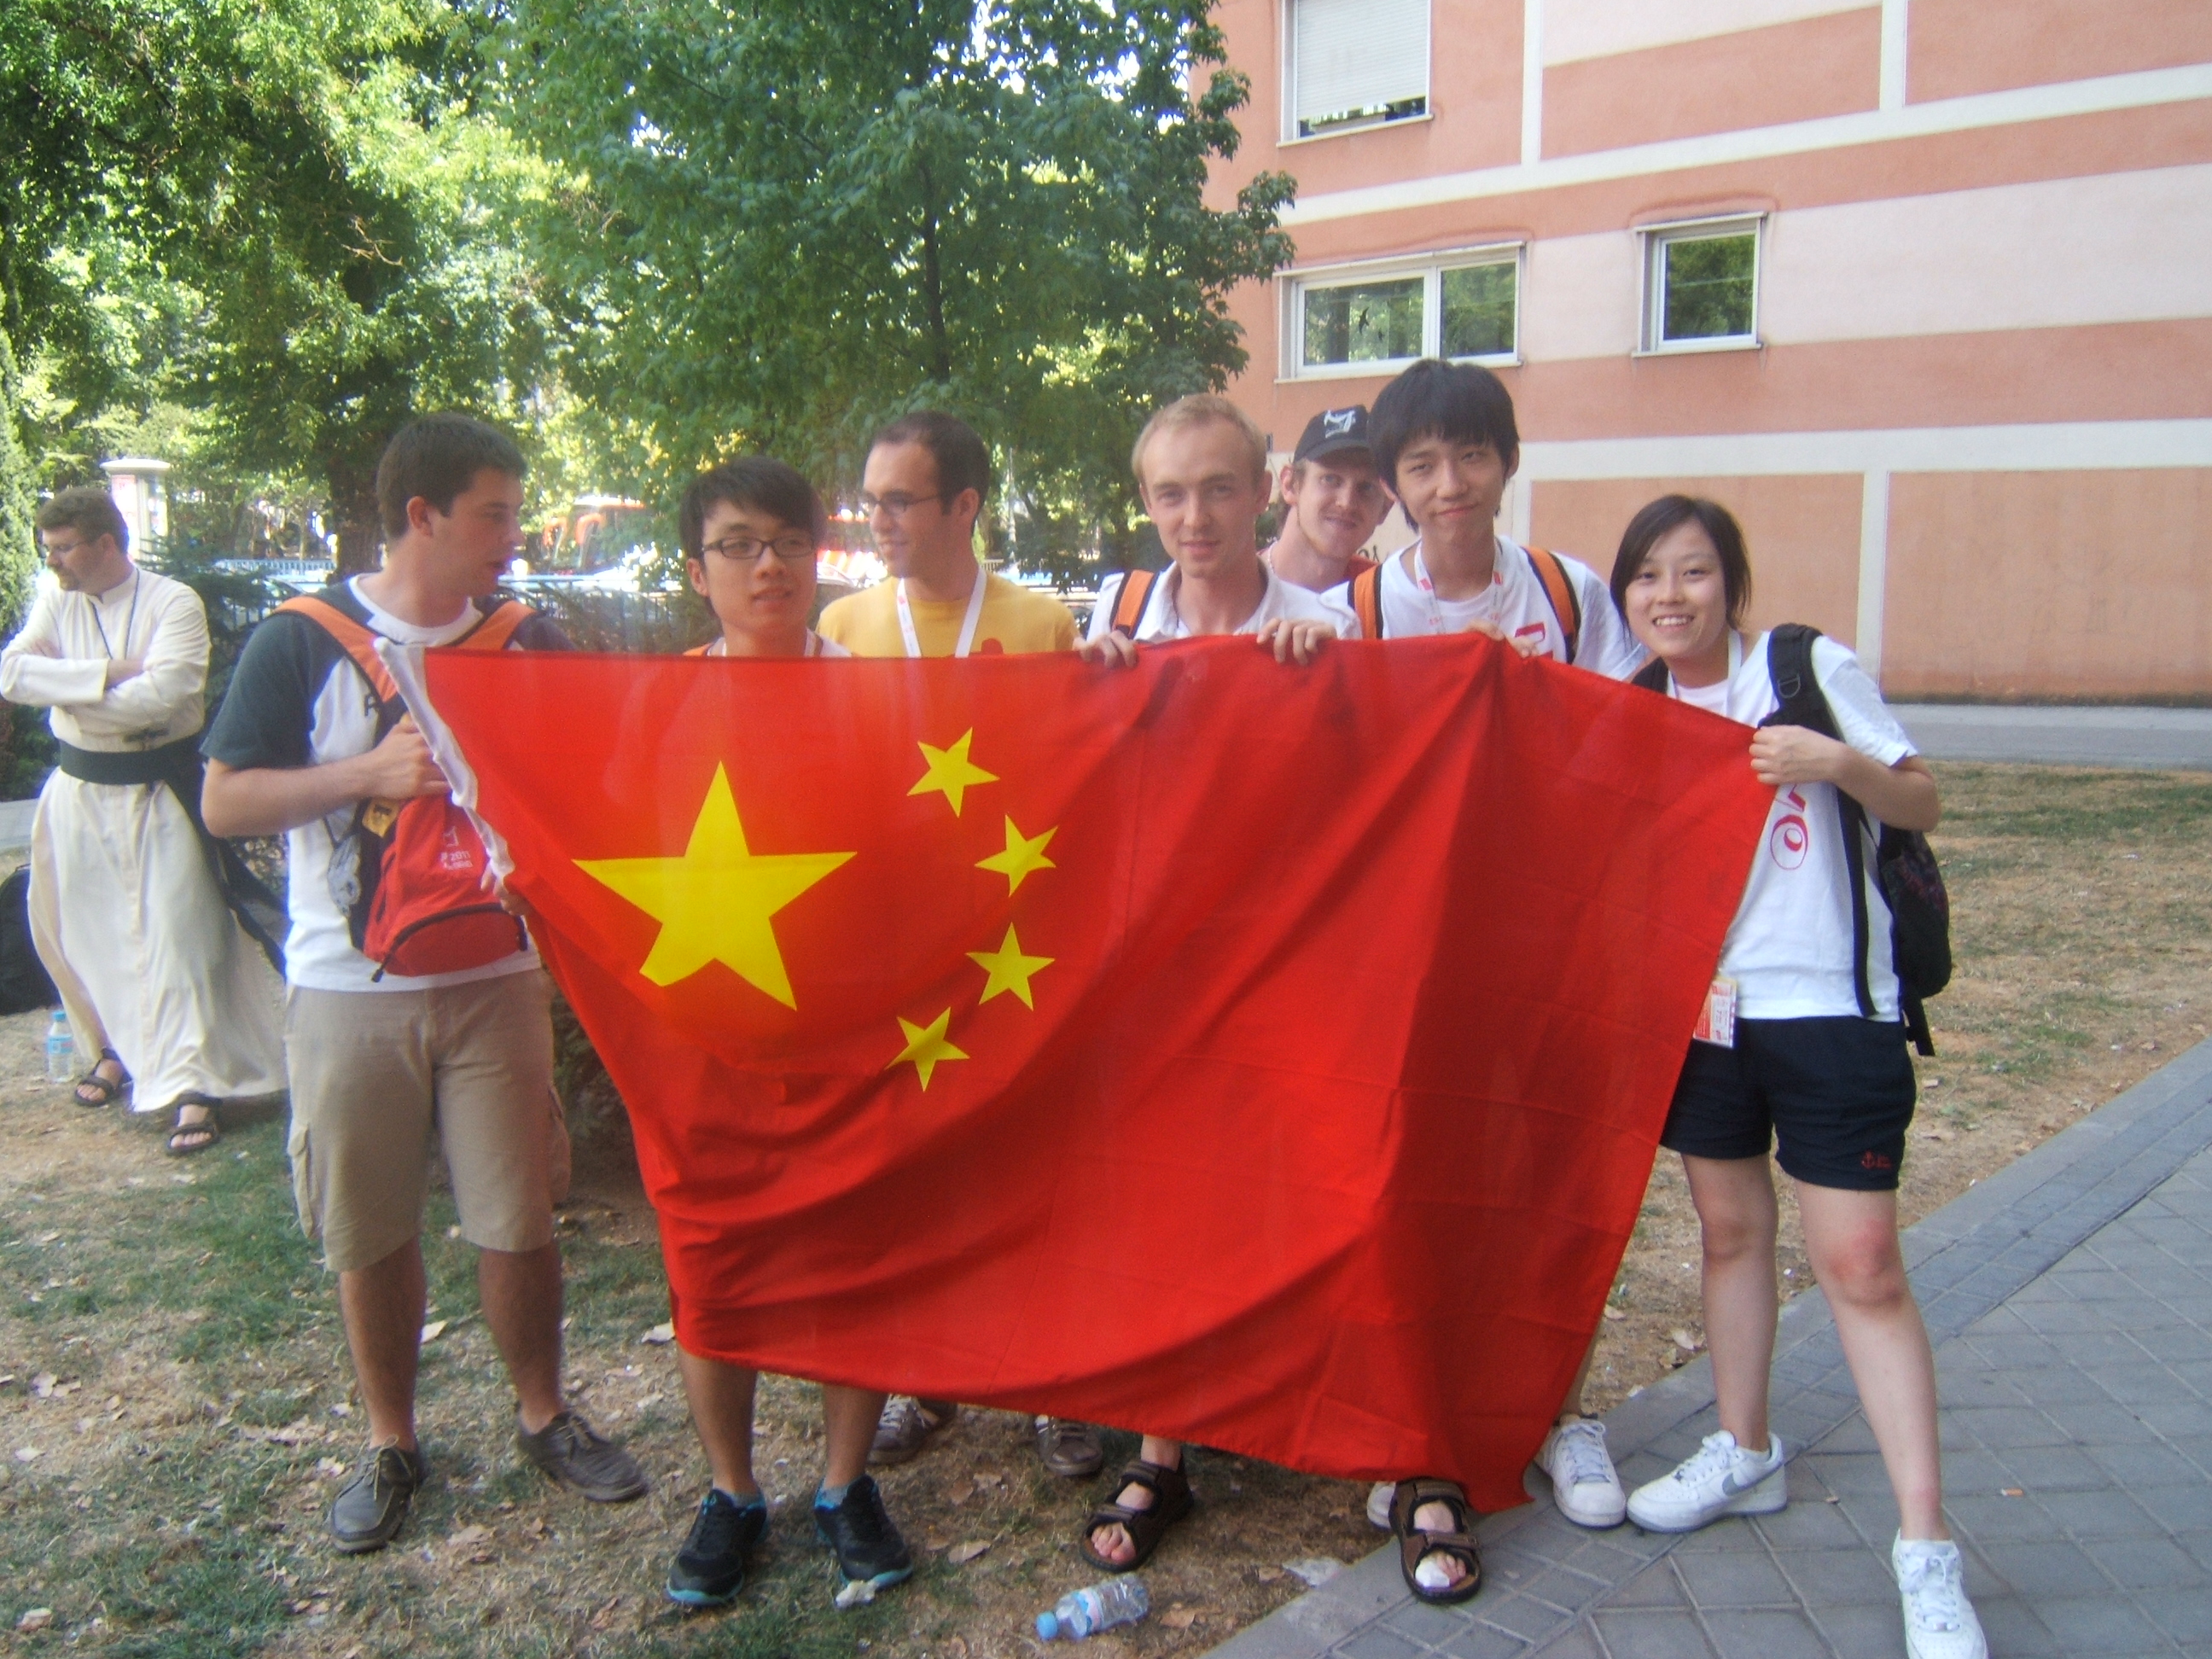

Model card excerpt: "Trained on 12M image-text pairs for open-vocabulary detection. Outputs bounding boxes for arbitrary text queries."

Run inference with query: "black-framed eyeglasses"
[700,533,816,564]
[858,491,944,519]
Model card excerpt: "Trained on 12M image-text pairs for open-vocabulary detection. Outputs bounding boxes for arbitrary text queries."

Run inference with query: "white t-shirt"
[1669,632,1918,1021]
[1086,564,1359,644]
[1328,536,1645,678]
[205,579,562,992]
[696,632,850,658]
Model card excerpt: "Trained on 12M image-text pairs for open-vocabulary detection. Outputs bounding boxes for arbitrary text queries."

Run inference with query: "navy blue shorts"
[1660,1016,1918,1191]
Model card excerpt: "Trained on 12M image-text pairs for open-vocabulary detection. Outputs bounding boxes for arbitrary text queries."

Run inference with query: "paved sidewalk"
[1892,705,2212,770]
[1208,1038,2212,1659]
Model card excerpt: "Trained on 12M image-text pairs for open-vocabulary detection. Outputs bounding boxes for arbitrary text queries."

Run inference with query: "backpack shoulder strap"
[1761,623,1877,1018]
[683,642,712,658]
[1349,564,1383,640]
[1523,545,1583,663]
[1110,569,1157,637]
[458,597,533,652]
[275,594,400,704]
[1630,655,1671,694]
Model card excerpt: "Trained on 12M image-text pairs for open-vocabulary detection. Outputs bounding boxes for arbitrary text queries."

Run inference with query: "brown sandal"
[1078,1457,1194,1574]
[1391,1476,1481,1604]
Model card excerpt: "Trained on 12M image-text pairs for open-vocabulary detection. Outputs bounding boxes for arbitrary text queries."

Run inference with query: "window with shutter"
[1289,0,1429,138]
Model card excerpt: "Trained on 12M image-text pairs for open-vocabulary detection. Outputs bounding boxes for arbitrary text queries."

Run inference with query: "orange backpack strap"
[458,597,532,652]
[1349,564,1383,640]
[1110,569,1158,636]
[275,594,401,703]
[683,643,711,657]
[1525,545,1583,663]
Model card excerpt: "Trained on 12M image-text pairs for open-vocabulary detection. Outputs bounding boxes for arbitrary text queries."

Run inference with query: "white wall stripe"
[1518,421,2212,480]
[1855,469,1890,678]
[1878,0,1908,113]
[1522,0,1546,165]
[1283,62,2212,225]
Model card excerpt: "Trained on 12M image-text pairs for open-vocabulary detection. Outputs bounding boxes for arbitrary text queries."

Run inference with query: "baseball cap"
[1293,405,1371,465]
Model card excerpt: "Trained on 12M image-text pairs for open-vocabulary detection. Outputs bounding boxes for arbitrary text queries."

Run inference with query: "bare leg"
[339,1238,428,1452]
[676,1349,760,1499]
[1683,1154,1780,1453]
[1086,1435,1183,1567]
[1796,1183,1946,1540]
[1559,1327,1601,1422]
[478,1242,566,1432]
[823,1386,889,1489]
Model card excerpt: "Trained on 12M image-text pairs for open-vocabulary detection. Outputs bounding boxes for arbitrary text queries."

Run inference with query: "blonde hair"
[1130,394,1270,487]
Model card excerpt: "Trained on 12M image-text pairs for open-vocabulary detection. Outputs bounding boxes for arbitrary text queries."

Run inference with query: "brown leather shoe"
[868,1397,956,1466]
[1035,1416,1104,1478]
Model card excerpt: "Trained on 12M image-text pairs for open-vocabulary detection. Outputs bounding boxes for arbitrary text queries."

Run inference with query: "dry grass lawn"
[3,762,2208,1659]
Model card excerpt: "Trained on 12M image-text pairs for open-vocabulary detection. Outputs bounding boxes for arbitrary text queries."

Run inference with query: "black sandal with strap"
[1391,1476,1482,1604]
[74,1048,129,1108]
[166,1097,223,1158]
[1078,1457,1194,1574]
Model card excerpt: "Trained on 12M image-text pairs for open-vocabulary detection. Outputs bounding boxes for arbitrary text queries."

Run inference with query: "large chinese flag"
[414,636,1767,1508]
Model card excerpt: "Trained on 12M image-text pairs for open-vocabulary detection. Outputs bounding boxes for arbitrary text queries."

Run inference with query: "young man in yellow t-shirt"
[816,412,1078,657]
[826,410,1116,1482]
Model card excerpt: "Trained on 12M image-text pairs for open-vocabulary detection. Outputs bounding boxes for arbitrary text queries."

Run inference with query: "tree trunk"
[327,454,382,575]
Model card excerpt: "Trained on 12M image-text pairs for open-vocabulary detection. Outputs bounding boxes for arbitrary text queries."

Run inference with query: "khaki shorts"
[285,970,570,1272]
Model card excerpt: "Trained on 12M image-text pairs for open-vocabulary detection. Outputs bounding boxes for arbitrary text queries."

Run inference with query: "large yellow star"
[888,1009,969,1090]
[576,765,853,1005]
[968,925,1055,1010]
[976,817,1057,894]
[908,730,998,816]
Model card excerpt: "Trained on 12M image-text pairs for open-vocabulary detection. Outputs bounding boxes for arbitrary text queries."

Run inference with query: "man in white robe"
[1,486,283,1151]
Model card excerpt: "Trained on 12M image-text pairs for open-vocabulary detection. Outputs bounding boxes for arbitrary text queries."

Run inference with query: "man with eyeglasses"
[817,411,1078,659]
[818,411,1115,1482]
[1,486,286,1151]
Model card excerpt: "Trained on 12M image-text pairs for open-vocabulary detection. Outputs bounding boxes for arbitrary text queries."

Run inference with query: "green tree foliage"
[508,0,1295,577]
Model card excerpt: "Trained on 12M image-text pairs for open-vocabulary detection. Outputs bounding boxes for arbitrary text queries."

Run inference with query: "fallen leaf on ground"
[419,1320,448,1344]
[1602,1305,1624,1321]
[834,1578,877,1608]
[1669,1328,1704,1353]
[447,1524,490,1548]
[17,1609,54,1631]
[315,1458,347,1479]
[15,1447,39,1462]
[640,1323,674,1345]
[1162,1608,1197,1629]
[947,1540,990,1565]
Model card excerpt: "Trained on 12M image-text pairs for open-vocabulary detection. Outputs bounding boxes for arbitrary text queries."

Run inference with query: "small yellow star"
[576,765,853,1005]
[908,729,998,816]
[888,1009,969,1091]
[968,925,1055,1009]
[976,817,1057,894]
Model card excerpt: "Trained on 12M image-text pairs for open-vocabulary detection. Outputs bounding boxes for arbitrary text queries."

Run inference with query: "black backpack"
[1636,624,1951,1054]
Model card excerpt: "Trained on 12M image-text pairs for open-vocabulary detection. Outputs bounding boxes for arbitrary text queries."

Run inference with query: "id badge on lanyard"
[896,570,987,659]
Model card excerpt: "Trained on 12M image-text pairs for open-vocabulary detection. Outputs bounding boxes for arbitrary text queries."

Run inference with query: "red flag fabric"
[417,635,1769,1509]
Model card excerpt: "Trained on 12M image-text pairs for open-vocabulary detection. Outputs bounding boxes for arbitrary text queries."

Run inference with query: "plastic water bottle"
[1035,1577,1149,1640]
[44,1010,73,1083]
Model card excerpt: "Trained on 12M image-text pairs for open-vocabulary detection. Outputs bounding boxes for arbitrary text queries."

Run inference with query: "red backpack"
[276,594,533,980]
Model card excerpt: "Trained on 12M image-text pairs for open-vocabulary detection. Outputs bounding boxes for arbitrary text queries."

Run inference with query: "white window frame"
[1284,245,1523,381]
[1281,0,1432,144]
[1638,214,1765,356]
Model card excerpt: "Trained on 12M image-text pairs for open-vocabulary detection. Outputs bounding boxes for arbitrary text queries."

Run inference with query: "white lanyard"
[1409,542,1500,637]
[707,632,823,658]
[1666,630,1743,697]
[896,570,987,659]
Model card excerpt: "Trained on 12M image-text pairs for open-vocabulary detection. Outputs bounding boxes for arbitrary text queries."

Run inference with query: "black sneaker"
[812,1475,914,1596]
[516,1410,649,1503]
[666,1488,768,1610]
[331,1444,425,1554]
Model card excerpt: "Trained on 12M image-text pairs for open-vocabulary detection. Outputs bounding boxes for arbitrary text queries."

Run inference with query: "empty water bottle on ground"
[44,1010,73,1083]
[1035,1576,1149,1639]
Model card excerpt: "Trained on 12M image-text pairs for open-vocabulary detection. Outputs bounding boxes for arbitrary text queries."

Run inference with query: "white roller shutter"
[1293,0,1429,135]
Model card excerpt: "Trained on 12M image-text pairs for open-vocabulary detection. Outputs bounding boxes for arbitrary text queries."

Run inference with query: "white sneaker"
[1536,1418,1626,1528]
[1365,1481,1394,1529]
[1624,1429,1788,1532]
[1894,1534,1988,1659]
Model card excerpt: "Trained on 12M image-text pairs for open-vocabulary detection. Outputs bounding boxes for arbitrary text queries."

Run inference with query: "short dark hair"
[870,410,992,509]
[35,486,130,554]
[1608,495,1754,629]
[1368,358,1520,488]
[375,413,526,539]
[678,457,829,559]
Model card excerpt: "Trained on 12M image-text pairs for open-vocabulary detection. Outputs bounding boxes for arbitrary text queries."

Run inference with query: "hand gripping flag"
[409,634,1770,1507]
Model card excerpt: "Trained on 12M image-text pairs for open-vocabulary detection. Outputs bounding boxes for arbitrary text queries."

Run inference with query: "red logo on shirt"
[1769,787,1810,870]
[1512,622,1547,642]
